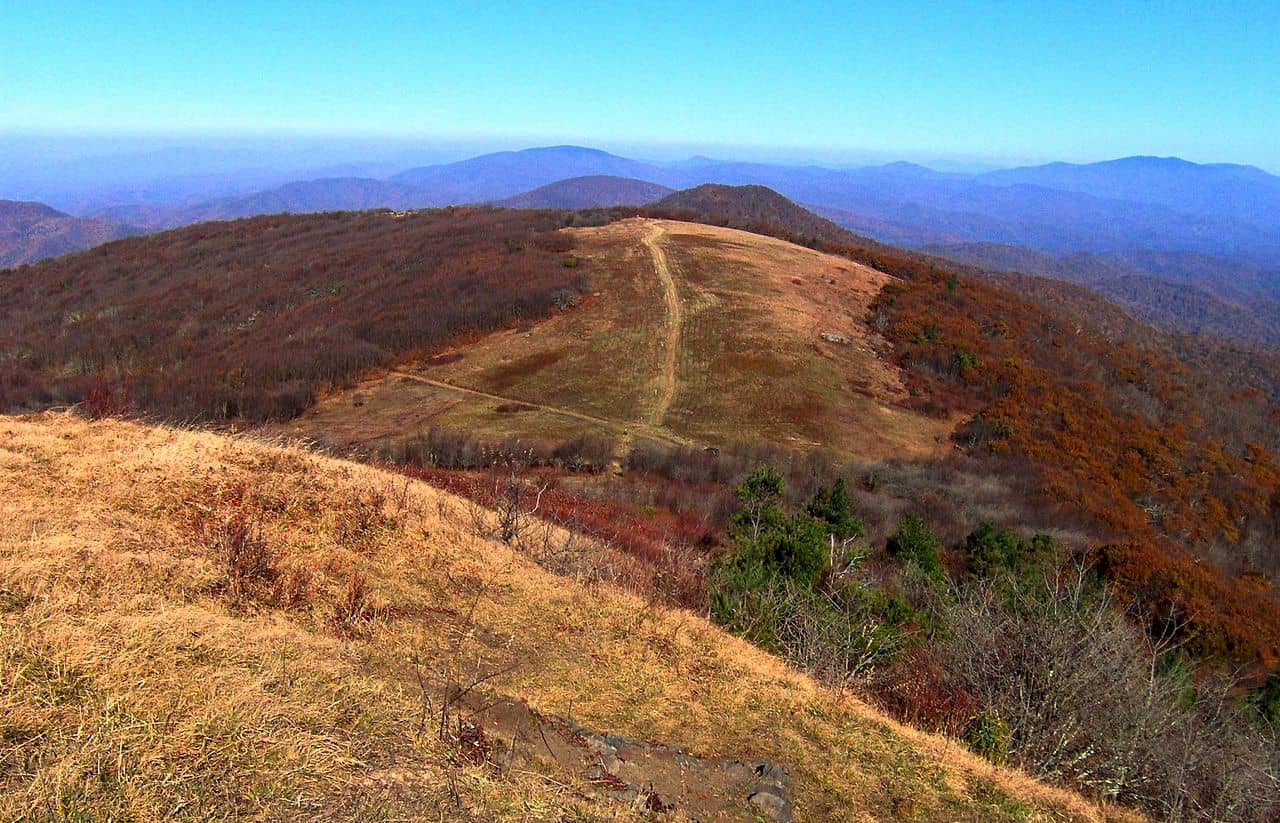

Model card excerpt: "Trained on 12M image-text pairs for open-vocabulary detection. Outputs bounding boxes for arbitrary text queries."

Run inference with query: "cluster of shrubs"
[709,464,1280,822]
[385,426,616,474]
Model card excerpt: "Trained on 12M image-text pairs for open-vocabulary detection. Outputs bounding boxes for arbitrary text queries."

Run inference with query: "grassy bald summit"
[292,216,952,461]
[0,199,139,267]
[0,412,1133,821]
[653,183,862,244]
[496,175,674,208]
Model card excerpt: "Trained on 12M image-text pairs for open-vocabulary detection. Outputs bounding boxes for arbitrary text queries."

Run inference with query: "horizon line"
[2,129,1276,176]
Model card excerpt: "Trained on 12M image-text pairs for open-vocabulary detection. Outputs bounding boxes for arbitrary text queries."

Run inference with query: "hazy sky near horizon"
[3,1,1278,169]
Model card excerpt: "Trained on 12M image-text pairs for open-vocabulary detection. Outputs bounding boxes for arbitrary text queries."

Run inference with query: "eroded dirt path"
[641,223,681,429]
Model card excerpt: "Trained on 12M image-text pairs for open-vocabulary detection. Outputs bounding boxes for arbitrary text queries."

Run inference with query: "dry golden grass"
[0,413,1140,822]
[279,219,954,461]
[643,221,955,457]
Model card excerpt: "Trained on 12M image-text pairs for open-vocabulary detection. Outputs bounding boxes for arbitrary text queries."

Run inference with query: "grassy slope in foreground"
[0,413,1134,822]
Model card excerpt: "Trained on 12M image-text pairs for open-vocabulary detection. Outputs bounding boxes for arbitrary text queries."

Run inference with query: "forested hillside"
[0,208,584,420]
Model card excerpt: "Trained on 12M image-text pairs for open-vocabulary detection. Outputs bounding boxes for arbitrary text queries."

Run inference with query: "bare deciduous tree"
[941,565,1280,821]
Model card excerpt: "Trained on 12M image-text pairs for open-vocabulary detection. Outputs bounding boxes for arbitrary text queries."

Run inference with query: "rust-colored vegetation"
[854,242,1280,664]
[0,207,585,421]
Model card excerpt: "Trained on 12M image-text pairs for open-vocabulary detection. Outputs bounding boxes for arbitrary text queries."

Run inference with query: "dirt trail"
[391,223,688,458]
[390,370,689,447]
[641,223,681,428]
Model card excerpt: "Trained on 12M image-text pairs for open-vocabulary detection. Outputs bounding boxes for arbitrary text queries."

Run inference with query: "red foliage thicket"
[393,463,710,608]
[0,208,584,421]
[853,245,1280,664]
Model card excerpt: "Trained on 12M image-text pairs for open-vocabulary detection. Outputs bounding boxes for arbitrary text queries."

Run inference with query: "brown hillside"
[0,412,1138,822]
[0,207,582,421]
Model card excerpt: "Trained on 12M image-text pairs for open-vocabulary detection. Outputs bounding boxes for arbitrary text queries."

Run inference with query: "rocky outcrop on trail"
[460,694,794,821]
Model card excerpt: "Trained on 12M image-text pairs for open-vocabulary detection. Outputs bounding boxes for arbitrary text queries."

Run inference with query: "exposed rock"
[462,693,794,821]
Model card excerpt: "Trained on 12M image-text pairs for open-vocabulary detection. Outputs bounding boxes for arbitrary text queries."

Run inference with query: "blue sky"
[2,1,1277,168]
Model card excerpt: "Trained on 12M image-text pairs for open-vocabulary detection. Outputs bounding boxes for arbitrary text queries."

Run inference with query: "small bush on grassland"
[807,477,865,542]
[200,502,279,601]
[551,433,615,473]
[80,372,131,420]
[725,465,828,588]
[189,481,324,610]
[271,565,315,610]
[0,584,34,614]
[871,646,978,737]
[335,485,403,552]
[388,426,614,474]
[963,522,1054,581]
[964,712,1009,765]
[711,576,906,685]
[330,572,382,638]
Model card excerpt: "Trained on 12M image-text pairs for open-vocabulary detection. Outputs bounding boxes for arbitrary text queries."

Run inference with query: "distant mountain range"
[0,200,139,267]
[978,155,1280,230]
[6,145,1280,350]
[93,177,432,230]
[30,144,1280,265]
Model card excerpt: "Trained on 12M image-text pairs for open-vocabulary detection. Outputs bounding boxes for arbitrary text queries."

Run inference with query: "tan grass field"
[0,412,1141,822]
[281,219,956,460]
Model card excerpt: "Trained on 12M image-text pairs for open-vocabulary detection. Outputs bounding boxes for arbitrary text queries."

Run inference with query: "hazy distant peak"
[0,198,67,220]
[513,145,625,159]
[495,175,673,208]
[1108,155,1200,168]
[875,160,941,174]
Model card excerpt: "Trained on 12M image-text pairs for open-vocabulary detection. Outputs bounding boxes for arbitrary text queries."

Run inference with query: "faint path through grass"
[390,370,689,448]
